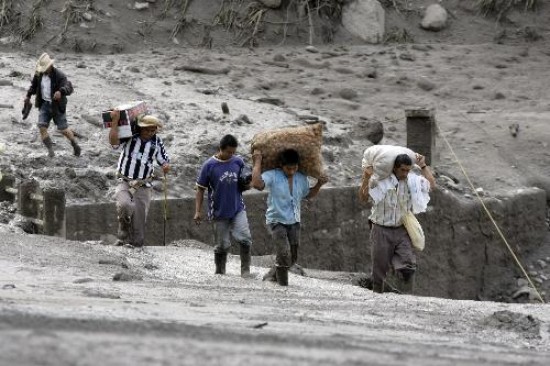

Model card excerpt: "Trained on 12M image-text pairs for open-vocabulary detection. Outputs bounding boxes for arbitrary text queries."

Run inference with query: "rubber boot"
[71,139,81,157]
[42,136,55,157]
[240,244,251,278]
[398,268,416,295]
[215,252,227,274]
[275,266,289,286]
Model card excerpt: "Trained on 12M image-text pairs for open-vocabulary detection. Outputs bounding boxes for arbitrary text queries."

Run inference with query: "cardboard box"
[102,101,147,139]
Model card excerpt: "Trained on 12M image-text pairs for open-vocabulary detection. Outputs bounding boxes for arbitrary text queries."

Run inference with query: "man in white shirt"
[359,153,435,294]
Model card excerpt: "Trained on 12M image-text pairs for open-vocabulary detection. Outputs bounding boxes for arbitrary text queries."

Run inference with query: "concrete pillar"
[0,174,16,202]
[42,188,66,237]
[405,108,436,166]
[18,179,41,218]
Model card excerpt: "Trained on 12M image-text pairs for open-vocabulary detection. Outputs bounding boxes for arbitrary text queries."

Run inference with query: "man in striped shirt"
[359,153,435,294]
[109,111,170,247]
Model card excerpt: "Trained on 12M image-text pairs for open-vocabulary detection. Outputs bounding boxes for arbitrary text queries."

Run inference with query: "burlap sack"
[362,145,417,181]
[251,123,323,178]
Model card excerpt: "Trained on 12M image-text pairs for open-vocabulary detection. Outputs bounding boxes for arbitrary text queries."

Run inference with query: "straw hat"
[137,115,163,129]
[35,53,54,73]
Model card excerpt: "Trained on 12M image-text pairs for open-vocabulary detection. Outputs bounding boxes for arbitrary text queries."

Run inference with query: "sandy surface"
[1,233,549,365]
[1,1,550,364]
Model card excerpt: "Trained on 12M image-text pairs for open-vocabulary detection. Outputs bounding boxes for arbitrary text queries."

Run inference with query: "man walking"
[24,53,81,157]
[251,148,328,286]
[194,134,253,277]
[359,153,435,294]
[109,111,170,248]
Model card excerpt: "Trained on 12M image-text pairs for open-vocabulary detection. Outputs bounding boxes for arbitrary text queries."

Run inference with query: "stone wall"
[66,186,547,300]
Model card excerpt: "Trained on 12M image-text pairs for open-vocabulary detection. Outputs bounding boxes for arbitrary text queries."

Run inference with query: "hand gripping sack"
[402,211,425,251]
[250,123,323,178]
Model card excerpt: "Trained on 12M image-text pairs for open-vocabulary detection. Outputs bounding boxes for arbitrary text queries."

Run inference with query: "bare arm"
[251,150,265,191]
[416,154,436,190]
[194,186,205,225]
[359,166,373,202]
[305,174,329,199]
[108,110,121,146]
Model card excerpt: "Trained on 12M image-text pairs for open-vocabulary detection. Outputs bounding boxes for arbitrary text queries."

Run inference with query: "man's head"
[393,154,413,180]
[36,53,54,75]
[279,149,300,177]
[218,134,238,160]
[137,115,162,140]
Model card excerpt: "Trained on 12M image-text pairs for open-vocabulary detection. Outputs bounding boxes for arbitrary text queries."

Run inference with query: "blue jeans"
[38,101,68,130]
[212,210,252,253]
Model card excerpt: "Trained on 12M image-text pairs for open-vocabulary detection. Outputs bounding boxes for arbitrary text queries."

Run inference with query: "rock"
[83,289,120,299]
[417,78,436,91]
[259,0,281,9]
[339,88,358,100]
[421,4,448,32]
[305,46,320,54]
[134,2,149,10]
[342,0,385,44]
[2,284,16,289]
[76,61,87,69]
[128,66,140,73]
[399,53,416,62]
[509,123,519,137]
[537,259,547,269]
[255,97,284,106]
[494,92,506,100]
[113,272,143,281]
[517,278,529,287]
[233,114,253,125]
[221,102,230,114]
[311,87,325,95]
[82,12,93,21]
[73,278,93,284]
[273,54,286,62]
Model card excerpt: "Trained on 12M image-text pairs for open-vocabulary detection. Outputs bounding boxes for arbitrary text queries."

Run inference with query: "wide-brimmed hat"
[35,53,54,73]
[137,115,163,129]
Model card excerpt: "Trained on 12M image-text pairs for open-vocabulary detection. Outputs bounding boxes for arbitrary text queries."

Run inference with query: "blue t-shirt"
[197,155,245,220]
[262,169,310,225]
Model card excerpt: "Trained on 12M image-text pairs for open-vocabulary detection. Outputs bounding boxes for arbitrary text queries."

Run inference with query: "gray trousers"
[268,223,300,267]
[115,181,152,246]
[370,223,417,285]
[212,210,252,253]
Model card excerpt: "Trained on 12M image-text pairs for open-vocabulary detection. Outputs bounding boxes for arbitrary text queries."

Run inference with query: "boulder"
[342,0,385,44]
[259,0,281,9]
[420,4,448,32]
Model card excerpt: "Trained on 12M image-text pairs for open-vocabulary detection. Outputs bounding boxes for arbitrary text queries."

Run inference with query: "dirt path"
[1,233,549,365]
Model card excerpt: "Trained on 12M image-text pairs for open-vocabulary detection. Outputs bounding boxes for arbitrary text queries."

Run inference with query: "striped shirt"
[369,178,412,227]
[115,134,169,180]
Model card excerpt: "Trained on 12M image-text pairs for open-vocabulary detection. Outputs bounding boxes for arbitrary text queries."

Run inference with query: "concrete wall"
[66,186,547,300]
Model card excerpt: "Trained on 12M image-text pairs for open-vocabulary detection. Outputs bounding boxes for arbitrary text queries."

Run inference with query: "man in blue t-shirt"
[195,134,253,277]
[251,148,328,286]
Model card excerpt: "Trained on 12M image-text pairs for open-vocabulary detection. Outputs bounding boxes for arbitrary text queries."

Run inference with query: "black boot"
[42,136,55,157]
[372,280,384,293]
[275,266,289,286]
[215,252,227,274]
[71,139,81,157]
[240,244,251,278]
[397,267,416,295]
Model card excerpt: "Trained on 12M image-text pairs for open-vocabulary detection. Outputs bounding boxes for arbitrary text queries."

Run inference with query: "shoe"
[214,252,227,274]
[275,266,289,286]
[240,244,251,278]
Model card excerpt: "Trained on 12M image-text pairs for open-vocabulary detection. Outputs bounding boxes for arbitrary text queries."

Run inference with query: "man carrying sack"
[359,147,436,294]
[109,111,170,248]
[24,53,81,157]
[251,148,328,286]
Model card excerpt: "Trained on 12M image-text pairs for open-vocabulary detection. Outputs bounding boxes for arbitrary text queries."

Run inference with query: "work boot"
[240,244,251,278]
[71,139,81,157]
[214,252,227,274]
[42,136,55,157]
[275,266,289,286]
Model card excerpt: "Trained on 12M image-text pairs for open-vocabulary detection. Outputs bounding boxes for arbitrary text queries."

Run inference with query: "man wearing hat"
[109,111,170,247]
[24,53,81,157]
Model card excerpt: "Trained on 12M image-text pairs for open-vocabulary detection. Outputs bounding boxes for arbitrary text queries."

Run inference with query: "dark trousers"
[268,223,300,267]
